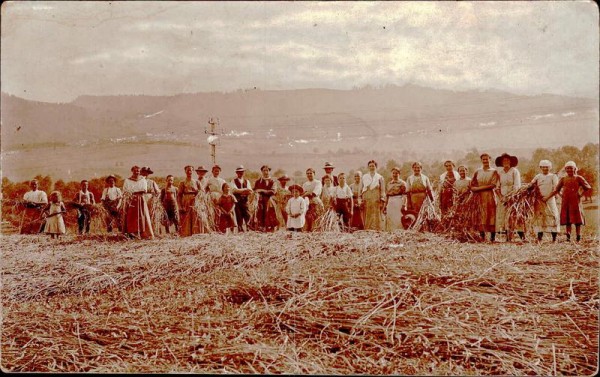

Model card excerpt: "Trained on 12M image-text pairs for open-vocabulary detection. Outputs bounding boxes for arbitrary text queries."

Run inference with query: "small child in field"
[286,185,306,232]
[216,183,237,234]
[544,161,592,242]
[160,175,180,234]
[44,191,67,239]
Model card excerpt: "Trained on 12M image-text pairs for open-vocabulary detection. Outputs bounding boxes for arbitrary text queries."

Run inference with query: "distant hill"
[1,85,598,181]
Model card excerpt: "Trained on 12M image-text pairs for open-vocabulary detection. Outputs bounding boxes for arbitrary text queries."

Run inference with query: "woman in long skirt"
[494,153,524,241]
[529,160,560,242]
[471,154,499,242]
[178,165,203,236]
[302,168,324,232]
[349,172,364,231]
[254,165,279,232]
[544,161,592,242]
[439,160,459,215]
[361,160,385,230]
[406,162,433,215]
[122,165,154,239]
[384,167,407,231]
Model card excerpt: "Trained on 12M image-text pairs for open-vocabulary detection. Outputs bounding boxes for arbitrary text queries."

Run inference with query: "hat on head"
[323,162,335,170]
[391,166,401,173]
[495,153,518,168]
[141,166,154,175]
[212,164,221,171]
[539,160,552,168]
[564,161,577,169]
[288,184,303,194]
[195,165,208,172]
[235,165,246,172]
[277,174,291,182]
[105,174,117,183]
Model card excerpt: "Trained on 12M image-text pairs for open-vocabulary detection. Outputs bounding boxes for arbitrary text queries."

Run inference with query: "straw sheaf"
[1,231,598,374]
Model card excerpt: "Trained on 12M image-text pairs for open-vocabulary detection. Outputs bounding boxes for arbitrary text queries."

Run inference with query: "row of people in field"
[18,154,592,242]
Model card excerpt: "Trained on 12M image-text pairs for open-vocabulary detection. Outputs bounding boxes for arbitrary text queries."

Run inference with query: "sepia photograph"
[1,0,598,374]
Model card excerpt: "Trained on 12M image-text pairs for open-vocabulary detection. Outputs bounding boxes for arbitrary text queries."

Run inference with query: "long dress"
[385,179,407,231]
[122,177,154,239]
[216,194,237,232]
[178,179,202,236]
[531,173,560,233]
[362,173,385,231]
[439,172,459,215]
[45,202,66,235]
[496,167,522,232]
[472,168,499,233]
[303,179,324,232]
[20,190,48,234]
[349,182,364,231]
[286,196,306,229]
[555,175,592,225]
[254,177,279,231]
[406,174,432,215]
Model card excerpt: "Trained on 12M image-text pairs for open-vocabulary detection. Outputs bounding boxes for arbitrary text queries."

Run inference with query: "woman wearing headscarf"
[454,165,472,196]
[544,161,592,242]
[384,166,407,231]
[254,165,279,232]
[494,153,524,241]
[349,171,365,231]
[406,162,433,215]
[361,160,385,230]
[439,160,460,216]
[528,160,560,242]
[471,153,499,242]
[122,165,154,239]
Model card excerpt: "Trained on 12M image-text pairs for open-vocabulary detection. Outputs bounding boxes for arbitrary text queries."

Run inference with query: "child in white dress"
[44,191,66,239]
[286,185,306,232]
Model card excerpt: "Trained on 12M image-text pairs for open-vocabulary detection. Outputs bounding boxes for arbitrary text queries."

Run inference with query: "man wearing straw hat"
[195,165,209,192]
[101,174,123,233]
[322,162,339,186]
[231,165,253,232]
[20,179,48,234]
[494,153,525,242]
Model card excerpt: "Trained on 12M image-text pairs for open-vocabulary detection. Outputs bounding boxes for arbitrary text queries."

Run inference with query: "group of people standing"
[17,153,593,242]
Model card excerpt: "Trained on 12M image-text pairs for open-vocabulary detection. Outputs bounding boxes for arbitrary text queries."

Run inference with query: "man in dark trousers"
[231,165,253,232]
[322,161,339,186]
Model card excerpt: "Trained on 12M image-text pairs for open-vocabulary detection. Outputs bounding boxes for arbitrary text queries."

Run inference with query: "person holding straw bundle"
[361,160,386,230]
[20,179,48,234]
[122,165,154,239]
[528,160,559,242]
[384,167,407,231]
[74,179,95,235]
[439,160,460,216]
[254,165,279,232]
[494,153,525,241]
[302,168,324,232]
[543,161,592,242]
[349,171,365,231]
[470,153,499,242]
[43,191,67,239]
[406,162,433,216]
[101,175,123,233]
[178,165,203,236]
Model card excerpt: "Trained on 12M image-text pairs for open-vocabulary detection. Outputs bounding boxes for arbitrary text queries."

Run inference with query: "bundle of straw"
[194,191,216,233]
[435,191,482,242]
[148,195,167,235]
[410,196,440,232]
[501,185,541,234]
[313,208,342,232]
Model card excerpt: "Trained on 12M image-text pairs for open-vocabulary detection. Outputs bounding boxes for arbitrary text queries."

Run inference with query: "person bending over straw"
[543,161,592,242]
[471,153,499,242]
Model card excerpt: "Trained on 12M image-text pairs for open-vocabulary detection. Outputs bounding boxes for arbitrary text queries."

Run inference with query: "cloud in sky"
[1,1,597,102]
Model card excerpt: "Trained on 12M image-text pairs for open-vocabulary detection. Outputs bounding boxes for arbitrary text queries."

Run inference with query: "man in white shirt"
[21,179,48,234]
[101,175,123,232]
[195,166,209,191]
[75,179,96,234]
[333,173,354,229]
[231,165,253,232]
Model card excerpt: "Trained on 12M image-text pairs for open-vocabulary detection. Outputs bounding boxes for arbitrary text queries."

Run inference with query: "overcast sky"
[2,1,598,103]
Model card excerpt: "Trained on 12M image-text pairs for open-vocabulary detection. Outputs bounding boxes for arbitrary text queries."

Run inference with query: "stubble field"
[1,230,598,375]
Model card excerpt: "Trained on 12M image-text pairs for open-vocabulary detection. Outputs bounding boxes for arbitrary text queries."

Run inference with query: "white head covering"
[539,160,552,168]
[564,161,577,169]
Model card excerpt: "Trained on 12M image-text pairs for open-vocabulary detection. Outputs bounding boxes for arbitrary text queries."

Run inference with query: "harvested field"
[1,231,598,374]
